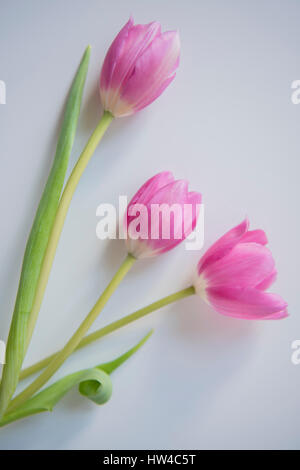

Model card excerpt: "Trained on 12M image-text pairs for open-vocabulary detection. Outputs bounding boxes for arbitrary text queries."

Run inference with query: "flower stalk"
[20,286,195,380]
[0,46,91,418]
[7,254,135,414]
[0,111,113,419]
[25,110,114,348]
[0,331,153,428]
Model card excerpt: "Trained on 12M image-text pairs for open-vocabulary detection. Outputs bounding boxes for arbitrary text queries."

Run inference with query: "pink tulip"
[194,219,288,320]
[100,17,180,117]
[125,172,201,258]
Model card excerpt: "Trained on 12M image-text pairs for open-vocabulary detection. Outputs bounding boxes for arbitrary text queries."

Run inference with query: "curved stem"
[0,49,94,418]
[20,286,195,381]
[26,111,114,348]
[7,254,135,414]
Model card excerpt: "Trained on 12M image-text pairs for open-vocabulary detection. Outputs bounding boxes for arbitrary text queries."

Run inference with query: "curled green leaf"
[0,369,112,428]
[0,330,153,427]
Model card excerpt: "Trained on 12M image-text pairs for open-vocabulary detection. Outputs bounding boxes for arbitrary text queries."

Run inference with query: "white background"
[0,0,299,450]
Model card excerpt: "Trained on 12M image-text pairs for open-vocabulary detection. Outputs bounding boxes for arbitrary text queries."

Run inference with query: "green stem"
[7,254,136,414]
[25,111,114,348]
[20,286,195,381]
[0,47,91,418]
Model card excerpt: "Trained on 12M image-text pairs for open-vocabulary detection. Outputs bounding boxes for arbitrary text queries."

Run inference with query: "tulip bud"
[100,18,180,117]
[193,219,288,320]
[125,172,201,258]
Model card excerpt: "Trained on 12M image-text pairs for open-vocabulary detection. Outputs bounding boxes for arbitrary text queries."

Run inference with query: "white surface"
[0,0,299,450]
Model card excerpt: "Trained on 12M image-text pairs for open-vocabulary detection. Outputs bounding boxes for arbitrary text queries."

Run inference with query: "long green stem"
[0,48,92,418]
[7,254,136,414]
[25,111,114,348]
[20,286,195,381]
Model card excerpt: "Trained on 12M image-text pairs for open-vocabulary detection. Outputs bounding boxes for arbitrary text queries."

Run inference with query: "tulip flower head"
[100,17,180,117]
[193,219,288,320]
[125,172,201,259]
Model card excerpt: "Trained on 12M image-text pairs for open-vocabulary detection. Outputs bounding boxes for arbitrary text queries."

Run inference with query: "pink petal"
[111,22,161,90]
[100,18,161,86]
[100,18,134,92]
[125,172,174,241]
[185,191,202,233]
[240,229,268,245]
[148,179,188,204]
[256,269,277,290]
[198,218,249,274]
[148,179,189,241]
[203,242,275,289]
[100,19,161,111]
[125,175,201,258]
[120,30,180,112]
[146,180,200,254]
[265,308,289,320]
[128,171,174,206]
[206,286,288,320]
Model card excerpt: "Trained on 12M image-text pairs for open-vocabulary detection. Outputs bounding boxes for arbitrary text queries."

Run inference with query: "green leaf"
[0,46,91,417]
[0,331,153,427]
